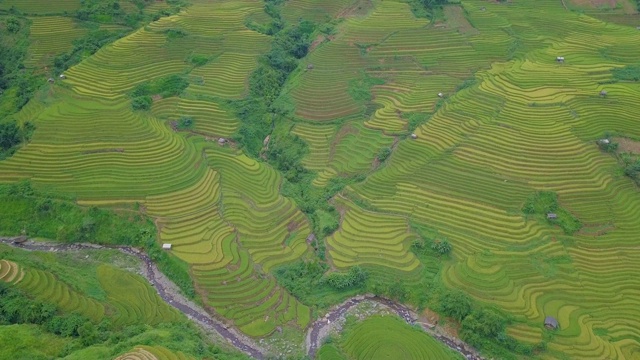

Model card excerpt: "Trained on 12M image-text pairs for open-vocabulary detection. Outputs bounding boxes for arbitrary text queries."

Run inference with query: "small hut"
[544,316,559,330]
[59,74,66,80]
[306,64,314,70]
[437,92,444,98]
[556,56,565,63]
[547,213,558,220]
[12,236,28,244]
[598,138,610,145]
[218,138,227,145]
[162,243,172,250]
[47,78,55,83]
[410,133,418,139]
[599,90,607,97]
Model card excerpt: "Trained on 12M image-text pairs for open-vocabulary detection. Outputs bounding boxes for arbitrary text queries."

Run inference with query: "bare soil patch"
[337,0,373,18]
[309,35,326,52]
[444,6,480,35]
[615,137,640,154]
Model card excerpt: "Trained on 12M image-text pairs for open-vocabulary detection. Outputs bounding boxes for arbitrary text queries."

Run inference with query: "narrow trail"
[306,295,485,360]
[0,238,265,359]
[1,238,484,360]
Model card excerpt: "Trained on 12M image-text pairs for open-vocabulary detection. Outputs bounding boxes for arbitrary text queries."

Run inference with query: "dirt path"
[1,237,484,360]
[306,295,485,360]
[0,238,265,359]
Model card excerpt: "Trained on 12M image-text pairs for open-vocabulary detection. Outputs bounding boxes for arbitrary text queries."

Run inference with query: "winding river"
[0,238,483,360]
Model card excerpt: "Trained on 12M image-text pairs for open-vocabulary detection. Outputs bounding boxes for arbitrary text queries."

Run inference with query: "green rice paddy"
[318,315,463,360]
[1,0,640,358]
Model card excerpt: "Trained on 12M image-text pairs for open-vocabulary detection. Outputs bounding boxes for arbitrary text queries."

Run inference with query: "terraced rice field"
[98,265,181,326]
[318,315,463,359]
[0,0,81,14]
[0,256,179,325]
[0,259,24,283]
[1,0,640,357]
[25,16,88,69]
[115,346,195,360]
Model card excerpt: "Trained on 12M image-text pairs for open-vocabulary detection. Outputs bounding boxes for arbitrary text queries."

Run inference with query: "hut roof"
[437,92,444,98]
[556,56,565,62]
[544,316,559,329]
[600,90,607,95]
[547,213,557,219]
[410,133,418,139]
[162,243,172,250]
[218,138,227,144]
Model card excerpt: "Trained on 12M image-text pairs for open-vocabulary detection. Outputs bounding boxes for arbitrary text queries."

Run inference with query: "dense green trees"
[440,291,472,321]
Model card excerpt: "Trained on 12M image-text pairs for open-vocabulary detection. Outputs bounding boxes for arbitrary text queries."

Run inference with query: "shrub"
[131,96,152,111]
[377,147,392,162]
[598,139,618,153]
[431,239,452,255]
[131,75,189,98]
[460,308,506,347]
[188,54,210,66]
[0,121,20,151]
[165,28,188,39]
[612,65,640,81]
[440,290,473,321]
[324,266,368,290]
[5,17,21,33]
[177,116,194,130]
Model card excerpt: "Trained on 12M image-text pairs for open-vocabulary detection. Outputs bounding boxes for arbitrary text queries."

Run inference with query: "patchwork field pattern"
[1,0,640,357]
[0,0,311,338]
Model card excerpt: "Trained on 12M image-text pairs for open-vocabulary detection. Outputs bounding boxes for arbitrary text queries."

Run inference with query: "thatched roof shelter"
[544,316,559,330]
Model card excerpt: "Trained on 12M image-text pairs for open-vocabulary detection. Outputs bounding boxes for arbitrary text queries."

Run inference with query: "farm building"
[556,56,565,63]
[544,316,559,330]
[411,133,418,139]
[48,78,54,83]
[598,139,610,145]
[59,74,66,79]
[547,213,557,220]
[600,90,607,97]
[437,92,444,98]
[162,243,172,250]
[218,138,227,145]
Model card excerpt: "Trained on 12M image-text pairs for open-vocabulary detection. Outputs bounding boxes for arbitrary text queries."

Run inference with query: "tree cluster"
[0,283,99,345]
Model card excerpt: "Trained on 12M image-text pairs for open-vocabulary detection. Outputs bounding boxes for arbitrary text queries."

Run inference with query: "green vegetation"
[611,64,640,81]
[0,180,195,298]
[1,0,640,358]
[318,315,463,359]
[0,121,34,160]
[274,261,367,308]
[0,246,247,360]
[522,191,582,235]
